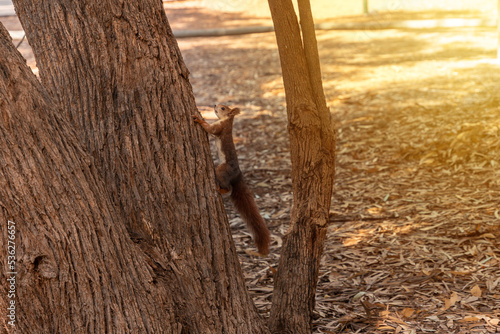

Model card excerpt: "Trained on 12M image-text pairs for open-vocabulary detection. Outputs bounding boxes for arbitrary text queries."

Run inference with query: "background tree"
[267,0,336,333]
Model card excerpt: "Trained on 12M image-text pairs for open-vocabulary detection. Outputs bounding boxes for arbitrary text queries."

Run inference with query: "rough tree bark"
[0,23,173,333]
[1,0,268,332]
[267,0,336,333]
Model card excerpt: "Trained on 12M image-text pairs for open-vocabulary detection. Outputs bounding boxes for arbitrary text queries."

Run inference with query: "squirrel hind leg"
[217,184,232,197]
[215,164,234,196]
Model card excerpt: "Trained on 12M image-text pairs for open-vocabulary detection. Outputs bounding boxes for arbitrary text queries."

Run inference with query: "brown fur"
[229,173,270,255]
[193,105,271,255]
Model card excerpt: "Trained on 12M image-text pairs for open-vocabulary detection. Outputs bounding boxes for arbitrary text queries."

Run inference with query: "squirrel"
[193,105,270,255]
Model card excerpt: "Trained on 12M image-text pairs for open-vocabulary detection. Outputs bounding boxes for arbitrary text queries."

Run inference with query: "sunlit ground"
[177,9,500,333]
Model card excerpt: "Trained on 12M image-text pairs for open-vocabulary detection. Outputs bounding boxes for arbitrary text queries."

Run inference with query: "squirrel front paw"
[192,114,203,123]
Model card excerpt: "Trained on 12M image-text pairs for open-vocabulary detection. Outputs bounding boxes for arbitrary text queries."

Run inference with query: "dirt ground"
[170,4,500,334]
[2,2,500,333]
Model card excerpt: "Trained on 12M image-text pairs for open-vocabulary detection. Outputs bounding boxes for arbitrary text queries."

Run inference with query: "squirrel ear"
[231,108,241,116]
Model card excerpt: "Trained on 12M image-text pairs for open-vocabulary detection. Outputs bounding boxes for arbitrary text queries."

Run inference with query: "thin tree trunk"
[2,0,268,332]
[297,0,329,116]
[267,0,336,333]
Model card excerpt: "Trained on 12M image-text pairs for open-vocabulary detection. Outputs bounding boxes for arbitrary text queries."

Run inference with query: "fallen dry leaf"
[470,285,482,298]
[489,318,500,326]
[442,291,459,311]
[458,316,481,323]
[401,308,415,318]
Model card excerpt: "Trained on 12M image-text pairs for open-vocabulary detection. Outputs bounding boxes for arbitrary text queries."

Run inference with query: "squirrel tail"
[230,177,270,255]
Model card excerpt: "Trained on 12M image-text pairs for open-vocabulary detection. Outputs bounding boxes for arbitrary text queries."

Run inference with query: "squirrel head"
[214,104,240,120]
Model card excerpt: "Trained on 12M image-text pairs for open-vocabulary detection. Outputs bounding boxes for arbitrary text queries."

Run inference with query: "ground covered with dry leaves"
[3,3,500,333]
[169,4,500,334]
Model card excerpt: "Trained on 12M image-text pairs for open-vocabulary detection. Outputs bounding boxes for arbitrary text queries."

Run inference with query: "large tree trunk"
[2,0,267,332]
[267,0,336,333]
[0,23,173,333]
